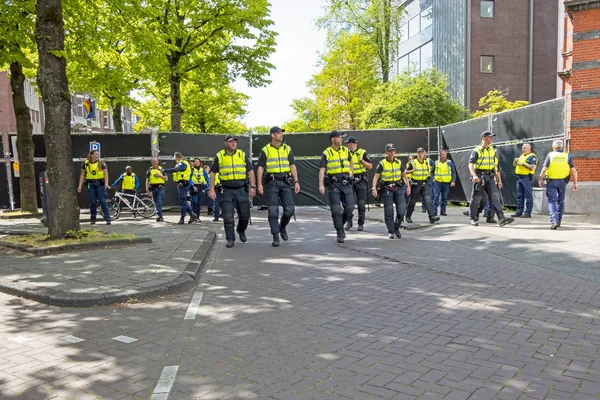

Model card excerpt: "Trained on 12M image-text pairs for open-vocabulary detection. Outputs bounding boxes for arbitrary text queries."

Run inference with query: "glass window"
[421,6,432,30]
[408,15,420,38]
[481,1,494,18]
[400,23,408,43]
[398,55,409,73]
[408,48,421,72]
[421,41,433,70]
[480,56,494,73]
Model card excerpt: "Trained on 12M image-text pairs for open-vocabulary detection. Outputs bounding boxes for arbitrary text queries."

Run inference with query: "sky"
[233,0,328,129]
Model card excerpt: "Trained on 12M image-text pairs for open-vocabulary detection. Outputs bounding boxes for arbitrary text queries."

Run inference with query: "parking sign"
[90,142,101,158]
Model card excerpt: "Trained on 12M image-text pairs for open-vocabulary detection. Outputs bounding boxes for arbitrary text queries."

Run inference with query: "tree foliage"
[64,0,139,132]
[283,97,322,132]
[309,33,379,130]
[0,0,39,213]
[471,89,529,118]
[318,0,404,82]
[110,0,277,131]
[361,69,467,128]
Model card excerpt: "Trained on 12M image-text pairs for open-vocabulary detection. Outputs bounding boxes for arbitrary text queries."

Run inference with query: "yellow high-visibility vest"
[217,149,247,181]
[379,158,402,183]
[262,144,291,174]
[546,151,571,179]
[323,146,351,175]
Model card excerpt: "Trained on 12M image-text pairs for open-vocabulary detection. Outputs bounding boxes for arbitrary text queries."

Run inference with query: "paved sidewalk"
[0,215,218,306]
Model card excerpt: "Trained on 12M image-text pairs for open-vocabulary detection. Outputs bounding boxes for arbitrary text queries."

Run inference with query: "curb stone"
[0,232,217,307]
[0,237,153,256]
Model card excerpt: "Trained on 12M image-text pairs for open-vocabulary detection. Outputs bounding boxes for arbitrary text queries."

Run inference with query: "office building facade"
[395,0,563,110]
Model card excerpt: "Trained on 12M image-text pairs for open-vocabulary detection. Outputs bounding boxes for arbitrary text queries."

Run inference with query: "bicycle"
[98,189,156,221]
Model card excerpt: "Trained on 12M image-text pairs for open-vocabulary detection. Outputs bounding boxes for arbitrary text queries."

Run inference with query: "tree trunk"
[36,0,80,238]
[170,73,183,132]
[9,61,38,214]
[112,103,123,133]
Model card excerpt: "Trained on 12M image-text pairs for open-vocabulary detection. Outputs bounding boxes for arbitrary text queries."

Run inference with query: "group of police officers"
[81,127,579,245]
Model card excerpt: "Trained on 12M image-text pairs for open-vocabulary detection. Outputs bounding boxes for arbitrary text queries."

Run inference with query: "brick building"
[0,72,135,134]
[562,0,600,211]
[395,0,563,110]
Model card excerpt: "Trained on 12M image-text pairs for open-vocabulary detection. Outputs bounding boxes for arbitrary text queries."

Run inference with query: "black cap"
[346,136,357,144]
[329,130,343,139]
[416,147,425,152]
[270,126,285,134]
[384,143,396,152]
[224,134,238,142]
[481,131,495,138]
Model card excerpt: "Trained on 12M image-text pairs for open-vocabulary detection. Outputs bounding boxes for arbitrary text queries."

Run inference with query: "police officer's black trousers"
[327,181,355,231]
[469,174,505,221]
[382,186,406,233]
[267,180,295,235]
[406,181,435,218]
[221,186,251,242]
[349,180,368,226]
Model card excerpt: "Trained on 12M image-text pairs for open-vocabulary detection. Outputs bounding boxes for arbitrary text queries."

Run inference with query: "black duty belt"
[382,181,404,189]
[150,184,164,189]
[475,169,495,175]
[517,174,532,179]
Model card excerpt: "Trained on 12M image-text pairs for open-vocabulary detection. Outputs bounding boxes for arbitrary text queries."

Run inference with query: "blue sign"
[90,142,101,158]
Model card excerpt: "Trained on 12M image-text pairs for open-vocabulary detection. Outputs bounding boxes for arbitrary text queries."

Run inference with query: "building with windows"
[0,72,135,134]
[395,0,564,111]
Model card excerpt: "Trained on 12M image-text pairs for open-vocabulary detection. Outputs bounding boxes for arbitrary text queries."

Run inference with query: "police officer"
[404,148,439,224]
[112,165,140,217]
[190,158,209,220]
[482,154,502,223]
[371,143,410,239]
[468,131,514,227]
[421,150,435,213]
[318,130,354,243]
[345,136,372,232]
[512,143,538,218]
[208,134,256,248]
[257,126,300,247]
[145,158,168,222]
[538,139,578,230]
[112,166,139,195]
[77,150,111,225]
[163,152,198,224]
[432,150,456,216]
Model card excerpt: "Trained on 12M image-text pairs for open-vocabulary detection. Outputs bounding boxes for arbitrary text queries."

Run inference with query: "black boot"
[178,217,185,225]
[336,230,345,243]
[272,234,280,247]
[279,225,288,241]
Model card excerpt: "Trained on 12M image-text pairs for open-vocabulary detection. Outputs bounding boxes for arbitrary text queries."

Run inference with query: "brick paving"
[0,207,599,399]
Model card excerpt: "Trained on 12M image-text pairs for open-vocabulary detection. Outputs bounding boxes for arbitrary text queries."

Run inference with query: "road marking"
[183,291,204,320]
[61,335,85,343]
[112,335,138,343]
[10,336,32,343]
[151,365,179,399]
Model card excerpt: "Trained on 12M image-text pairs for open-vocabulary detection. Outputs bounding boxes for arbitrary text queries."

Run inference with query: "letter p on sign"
[90,142,101,158]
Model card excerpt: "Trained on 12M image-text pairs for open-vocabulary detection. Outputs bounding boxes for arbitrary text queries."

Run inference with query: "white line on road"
[183,291,204,320]
[151,365,179,400]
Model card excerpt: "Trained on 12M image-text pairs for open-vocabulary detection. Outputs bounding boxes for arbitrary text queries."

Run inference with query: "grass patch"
[1,230,136,248]
[0,210,39,216]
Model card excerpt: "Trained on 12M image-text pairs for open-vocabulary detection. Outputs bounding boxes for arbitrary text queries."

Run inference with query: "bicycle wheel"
[99,199,121,221]
[135,196,156,218]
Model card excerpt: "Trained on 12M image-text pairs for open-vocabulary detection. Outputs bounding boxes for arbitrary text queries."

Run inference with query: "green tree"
[283,97,322,132]
[36,0,81,238]
[0,0,38,213]
[112,0,277,132]
[318,0,404,82]
[134,80,249,134]
[64,1,139,133]
[361,69,467,128]
[471,89,529,118]
[310,33,379,130]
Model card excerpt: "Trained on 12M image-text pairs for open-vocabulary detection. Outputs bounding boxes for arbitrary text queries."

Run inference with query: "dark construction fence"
[1,98,565,210]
